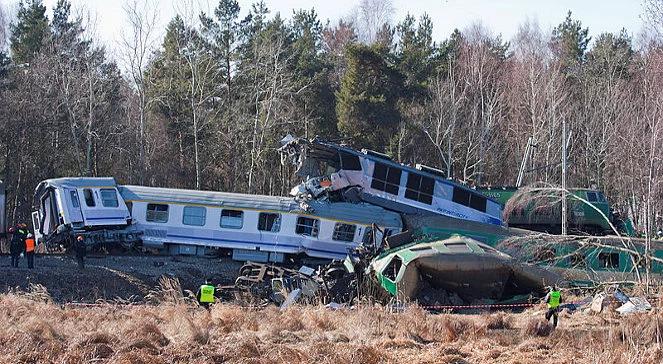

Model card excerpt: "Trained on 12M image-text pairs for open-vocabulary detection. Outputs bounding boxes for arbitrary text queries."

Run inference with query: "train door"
[64,187,84,225]
[31,211,42,242]
[39,189,60,236]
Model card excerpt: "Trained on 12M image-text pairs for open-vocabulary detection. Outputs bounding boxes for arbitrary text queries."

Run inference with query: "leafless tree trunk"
[121,0,159,184]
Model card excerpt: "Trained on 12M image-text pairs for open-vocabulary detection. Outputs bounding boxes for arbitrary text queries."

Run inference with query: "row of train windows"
[71,189,119,209]
[370,162,486,212]
[145,204,359,242]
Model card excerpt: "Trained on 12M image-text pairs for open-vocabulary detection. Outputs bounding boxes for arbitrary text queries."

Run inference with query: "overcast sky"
[8,0,648,57]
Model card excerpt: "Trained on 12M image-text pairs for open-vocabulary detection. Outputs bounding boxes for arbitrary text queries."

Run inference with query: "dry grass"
[0,292,662,363]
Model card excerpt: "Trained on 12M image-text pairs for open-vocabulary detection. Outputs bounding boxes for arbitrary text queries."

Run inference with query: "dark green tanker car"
[478,187,635,236]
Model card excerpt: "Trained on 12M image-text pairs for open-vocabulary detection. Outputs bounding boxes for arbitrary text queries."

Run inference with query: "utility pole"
[561,119,568,236]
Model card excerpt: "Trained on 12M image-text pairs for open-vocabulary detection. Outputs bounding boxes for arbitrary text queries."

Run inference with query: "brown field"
[1,290,662,364]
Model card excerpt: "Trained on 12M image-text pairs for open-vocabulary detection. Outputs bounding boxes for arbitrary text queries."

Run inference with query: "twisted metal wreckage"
[25,136,659,308]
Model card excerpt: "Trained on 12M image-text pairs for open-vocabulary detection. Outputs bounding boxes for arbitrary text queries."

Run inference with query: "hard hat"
[8,227,15,233]
[77,235,84,241]
[20,223,27,228]
[27,233,33,238]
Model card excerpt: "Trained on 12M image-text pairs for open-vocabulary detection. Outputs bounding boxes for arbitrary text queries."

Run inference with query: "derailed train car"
[32,177,403,262]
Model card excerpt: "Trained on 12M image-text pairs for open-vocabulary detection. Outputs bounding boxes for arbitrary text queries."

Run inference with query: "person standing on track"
[74,235,87,270]
[9,227,22,268]
[24,233,36,269]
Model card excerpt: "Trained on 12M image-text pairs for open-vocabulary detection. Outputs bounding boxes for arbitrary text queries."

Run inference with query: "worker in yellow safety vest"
[196,279,216,309]
[544,286,562,328]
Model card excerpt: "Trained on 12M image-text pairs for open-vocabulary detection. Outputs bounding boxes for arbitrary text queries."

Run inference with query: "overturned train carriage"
[279,137,504,226]
[33,178,403,262]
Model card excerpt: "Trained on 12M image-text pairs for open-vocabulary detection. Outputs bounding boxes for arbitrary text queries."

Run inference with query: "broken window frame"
[146,203,169,223]
[100,189,119,208]
[332,223,357,242]
[598,252,620,269]
[220,209,244,229]
[258,212,281,233]
[339,151,362,171]
[383,256,403,282]
[83,188,96,207]
[569,253,587,268]
[295,216,320,237]
[370,162,402,195]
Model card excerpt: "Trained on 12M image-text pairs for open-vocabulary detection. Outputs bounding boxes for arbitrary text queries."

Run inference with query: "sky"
[6,0,649,58]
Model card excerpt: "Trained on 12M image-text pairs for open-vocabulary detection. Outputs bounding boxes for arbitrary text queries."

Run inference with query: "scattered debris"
[229,233,563,310]
[616,297,652,315]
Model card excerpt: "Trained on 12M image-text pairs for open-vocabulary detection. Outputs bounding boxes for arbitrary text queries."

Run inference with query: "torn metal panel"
[371,235,562,305]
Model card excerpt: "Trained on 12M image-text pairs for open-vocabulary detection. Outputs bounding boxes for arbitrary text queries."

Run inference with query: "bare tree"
[121,0,160,184]
[644,0,663,41]
[353,0,393,44]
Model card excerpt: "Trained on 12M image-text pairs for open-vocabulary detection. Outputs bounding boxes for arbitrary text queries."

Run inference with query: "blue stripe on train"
[165,233,348,258]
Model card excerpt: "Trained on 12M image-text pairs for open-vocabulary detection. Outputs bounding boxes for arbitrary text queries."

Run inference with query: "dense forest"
[1,0,663,233]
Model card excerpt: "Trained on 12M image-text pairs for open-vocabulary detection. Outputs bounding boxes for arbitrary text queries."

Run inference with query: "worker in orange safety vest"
[25,233,36,269]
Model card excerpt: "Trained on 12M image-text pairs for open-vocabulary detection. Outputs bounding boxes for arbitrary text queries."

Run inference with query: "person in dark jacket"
[9,227,23,268]
[74,235,86,270]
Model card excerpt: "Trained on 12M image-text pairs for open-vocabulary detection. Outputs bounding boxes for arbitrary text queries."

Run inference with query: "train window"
[83,189,95,207]
[587,192,598,202]
[383,256,403,281]
[220,209,243,229]
[569,253,586,268]
[146,204,169,223]
[362,227,374,245]
[445,242,471,253]
[339,151,362,170]
[452,188,470,206]
[404,173,434,205]
[69,191,80,208]
[258,213,281,232]
[100,189,119,208]
[183,206,206,226]
[333,223,357,242]
[371,162,402,195]
[598,193,607,202]
[469,194,487,212]
[598,252,620,269]
[452,187,487,212]
[296,216,320,237]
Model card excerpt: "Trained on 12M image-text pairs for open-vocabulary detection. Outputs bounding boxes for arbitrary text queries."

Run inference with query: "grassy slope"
[1,293,662,364]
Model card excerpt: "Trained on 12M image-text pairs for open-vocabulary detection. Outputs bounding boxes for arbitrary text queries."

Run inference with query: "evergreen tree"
[10,0,49,64]
[336,43,403,150]
[552,11,591,75]
[586,30,633,80]
[291,9,337,136]
[396,14,435,98]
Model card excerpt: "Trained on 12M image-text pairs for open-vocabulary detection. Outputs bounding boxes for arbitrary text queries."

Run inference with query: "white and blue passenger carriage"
[280,138,504,226]
[32,177,403,262]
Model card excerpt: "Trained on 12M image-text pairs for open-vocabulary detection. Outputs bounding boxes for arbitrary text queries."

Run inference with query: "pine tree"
[552,11,591,75]
[10,0,49,64]
[336,43,403,150]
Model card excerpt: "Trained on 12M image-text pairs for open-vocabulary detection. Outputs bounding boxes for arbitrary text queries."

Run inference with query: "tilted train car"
[477,186,634,236]
[279,137,504,226]
[32,177,403,262]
